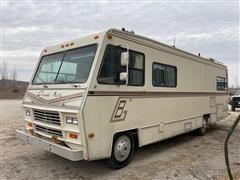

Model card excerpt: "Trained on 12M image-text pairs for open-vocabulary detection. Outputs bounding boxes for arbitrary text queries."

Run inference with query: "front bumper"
[233,104,240,108]
[16,128,84,161]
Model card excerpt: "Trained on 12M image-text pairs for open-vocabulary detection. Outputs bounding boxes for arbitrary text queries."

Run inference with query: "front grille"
[34,109,60,125]
[35,125,62,137]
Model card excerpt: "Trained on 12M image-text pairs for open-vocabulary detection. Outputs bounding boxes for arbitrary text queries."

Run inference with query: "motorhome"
[16,28,229,169]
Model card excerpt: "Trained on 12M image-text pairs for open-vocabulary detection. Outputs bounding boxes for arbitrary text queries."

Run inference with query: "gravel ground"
[0,99,239,180]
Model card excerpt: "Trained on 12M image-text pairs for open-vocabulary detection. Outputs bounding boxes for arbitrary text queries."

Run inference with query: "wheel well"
[113,129,139,148]
[203,114,210,119]
[203,114,210,122]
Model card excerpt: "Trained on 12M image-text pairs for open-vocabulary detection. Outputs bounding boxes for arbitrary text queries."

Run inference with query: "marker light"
[107,34,112,39]
[26,110,31,116]
[88,133,94,138]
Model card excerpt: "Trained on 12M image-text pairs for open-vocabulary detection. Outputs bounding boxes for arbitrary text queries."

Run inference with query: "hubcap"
[114,135,131,162]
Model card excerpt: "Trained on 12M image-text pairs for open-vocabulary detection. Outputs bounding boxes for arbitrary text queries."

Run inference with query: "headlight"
[26,110,31,116]
[66,116,78,125]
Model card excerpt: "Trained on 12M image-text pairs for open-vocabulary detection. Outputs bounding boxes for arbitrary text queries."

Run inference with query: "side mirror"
[120,51,129,85]
[120,72,128,81]
[121,52,129,66]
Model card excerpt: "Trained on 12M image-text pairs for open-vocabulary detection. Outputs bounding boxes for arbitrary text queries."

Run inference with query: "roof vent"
[121,27,135,34]
[208,58,215,61]
[208,58,223,65]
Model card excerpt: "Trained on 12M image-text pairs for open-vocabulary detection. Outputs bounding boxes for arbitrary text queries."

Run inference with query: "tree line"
[0,61,17,81]
[0,61,18,91]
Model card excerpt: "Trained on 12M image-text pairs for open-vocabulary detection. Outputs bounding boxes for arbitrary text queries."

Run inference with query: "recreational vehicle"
[16,28,229,169]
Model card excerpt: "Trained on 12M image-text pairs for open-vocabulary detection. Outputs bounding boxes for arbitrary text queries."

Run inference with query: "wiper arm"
[37,77,48,88]
[59,80,79,88]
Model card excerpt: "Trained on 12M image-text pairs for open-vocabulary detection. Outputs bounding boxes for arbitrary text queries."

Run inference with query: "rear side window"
[152,62,177,87]
[98,44,145,86]
[217,76,227,91]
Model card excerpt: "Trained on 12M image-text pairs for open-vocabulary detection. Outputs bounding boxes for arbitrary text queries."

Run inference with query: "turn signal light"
[29,129,34,135]
[69,133,78,139]
[28,122,33,127]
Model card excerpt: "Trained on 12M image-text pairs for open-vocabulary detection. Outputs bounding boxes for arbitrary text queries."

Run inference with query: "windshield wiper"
[58,80,79,88]
[37,77,48,88]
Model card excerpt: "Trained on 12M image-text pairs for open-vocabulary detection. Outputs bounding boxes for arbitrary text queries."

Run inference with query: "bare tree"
[2,61,8,80]
[0,62,2,80]
[11,65,17,81]
[234,76,240,89]
[10,65,18,90]
[0,61,10,90]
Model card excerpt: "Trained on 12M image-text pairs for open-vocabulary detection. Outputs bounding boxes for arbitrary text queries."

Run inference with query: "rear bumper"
[16,128,84,161]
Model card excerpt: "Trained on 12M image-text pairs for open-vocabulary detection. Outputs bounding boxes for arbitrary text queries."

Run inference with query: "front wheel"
[231,105,236,111]
[106,133,135,169]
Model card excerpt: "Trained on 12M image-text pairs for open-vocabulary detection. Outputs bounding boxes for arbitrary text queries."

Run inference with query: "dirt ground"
[0,100,239,180]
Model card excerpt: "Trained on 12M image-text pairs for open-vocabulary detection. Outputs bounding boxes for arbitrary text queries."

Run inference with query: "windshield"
[32,44,97,84]
[234,90,240,96]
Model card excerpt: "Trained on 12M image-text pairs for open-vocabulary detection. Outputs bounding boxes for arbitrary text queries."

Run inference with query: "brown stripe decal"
[47,93,84,103]
[25,92,47,104]
[88,91,228,97]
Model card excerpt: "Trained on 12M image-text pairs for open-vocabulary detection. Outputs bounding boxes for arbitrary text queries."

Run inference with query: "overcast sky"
[1,0,239,87]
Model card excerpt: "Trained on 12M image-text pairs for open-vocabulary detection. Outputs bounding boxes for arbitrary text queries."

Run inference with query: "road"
[0,100,239,180]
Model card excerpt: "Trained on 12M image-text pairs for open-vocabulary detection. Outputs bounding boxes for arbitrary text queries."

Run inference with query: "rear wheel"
[196,117,208,135]
[106,133,135,169]
[231,105,236,111]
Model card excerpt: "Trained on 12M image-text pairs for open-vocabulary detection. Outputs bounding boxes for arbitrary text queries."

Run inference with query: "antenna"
[172,10,177,48]
[173,38,176,48]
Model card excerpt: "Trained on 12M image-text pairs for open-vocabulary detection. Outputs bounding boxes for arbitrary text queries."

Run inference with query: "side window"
[152,62,177,87]
[129,52,144,86]
[217,76,227,91]
[98,44,145,86]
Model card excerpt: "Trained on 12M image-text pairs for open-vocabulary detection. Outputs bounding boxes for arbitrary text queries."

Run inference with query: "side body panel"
[83,33,229,160]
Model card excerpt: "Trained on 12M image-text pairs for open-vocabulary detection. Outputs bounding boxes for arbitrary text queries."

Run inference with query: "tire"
[231,106,235,111]
[196,117,208,136]
[106,133,135,169]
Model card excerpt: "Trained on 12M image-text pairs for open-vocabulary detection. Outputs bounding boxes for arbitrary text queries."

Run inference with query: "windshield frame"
[32,43,98,85]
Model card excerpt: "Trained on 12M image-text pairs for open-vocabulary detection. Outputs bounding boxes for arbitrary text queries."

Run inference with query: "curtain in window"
[165,66,176,87]
[153,63,176,87]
